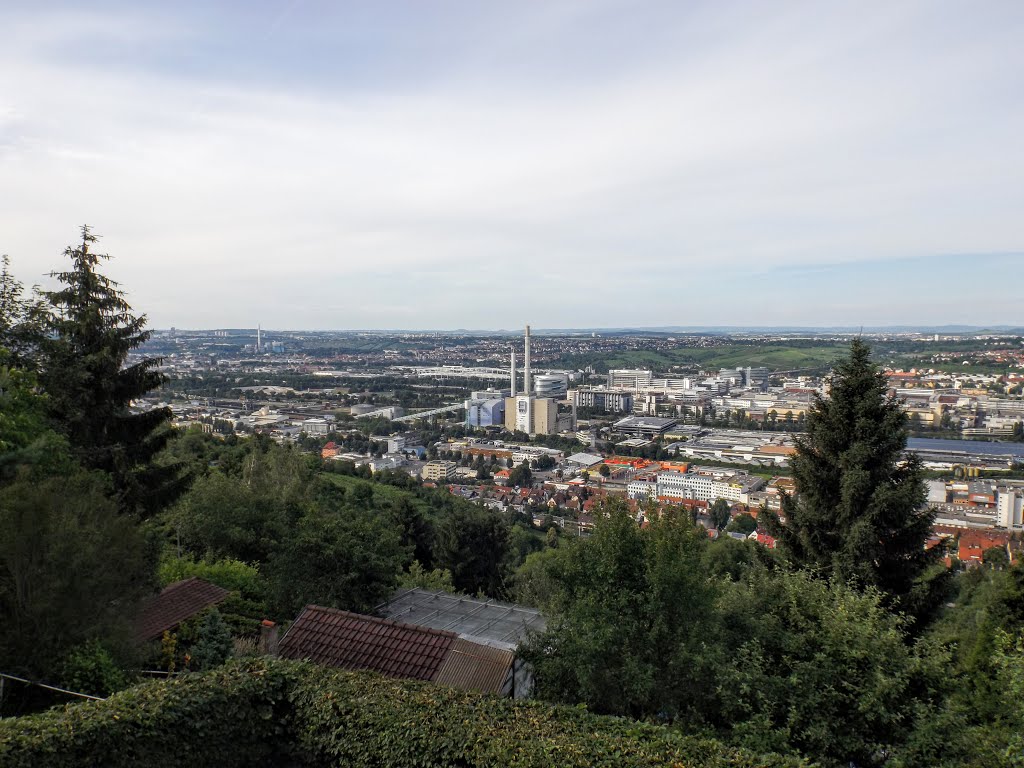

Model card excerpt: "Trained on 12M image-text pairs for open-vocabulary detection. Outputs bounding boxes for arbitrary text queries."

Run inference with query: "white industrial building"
[656,470,765,504]
[997,488,1024,530]
[570,387,634,413]
[534,373,569,398]
[608,369,653,390]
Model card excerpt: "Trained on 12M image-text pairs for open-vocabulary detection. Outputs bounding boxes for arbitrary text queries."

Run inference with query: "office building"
[571,387,634,413]
[721,366,770,390]
[656,470,765,504]
[608,369,653,390]
[301,417,330,435]
[534,373,569,399]
[612,415,678,438]
[421,461,457,482]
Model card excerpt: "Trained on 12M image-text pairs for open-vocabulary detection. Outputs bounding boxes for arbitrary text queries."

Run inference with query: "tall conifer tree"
[39,227,184,516]
[764,339,938,613]
[0,255,47,369]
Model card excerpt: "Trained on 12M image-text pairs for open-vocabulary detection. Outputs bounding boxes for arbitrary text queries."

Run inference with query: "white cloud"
[0,1,1021,327]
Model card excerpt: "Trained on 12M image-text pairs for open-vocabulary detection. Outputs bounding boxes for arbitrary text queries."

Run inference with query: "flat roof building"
[570,387,634,413]
[608,369,653,390]
[421,460,457,482]
[612,415,678,438]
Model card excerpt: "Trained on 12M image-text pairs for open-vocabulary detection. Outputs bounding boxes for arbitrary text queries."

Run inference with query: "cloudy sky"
[1,1,1021,330]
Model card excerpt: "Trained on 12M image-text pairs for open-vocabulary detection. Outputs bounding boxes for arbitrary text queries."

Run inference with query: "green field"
[321,472,435,516]
[560,343,850,373]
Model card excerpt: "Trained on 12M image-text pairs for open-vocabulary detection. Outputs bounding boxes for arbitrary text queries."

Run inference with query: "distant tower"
[257,324,262,353]
[510,349,518,397]
[524,325,532,396]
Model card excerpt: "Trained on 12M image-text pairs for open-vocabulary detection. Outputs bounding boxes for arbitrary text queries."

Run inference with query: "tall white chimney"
[257,324,261,352]
[524,325,531,396]
[510,349,517,397]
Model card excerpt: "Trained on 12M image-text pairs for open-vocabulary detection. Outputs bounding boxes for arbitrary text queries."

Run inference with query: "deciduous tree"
[521,500,716,722]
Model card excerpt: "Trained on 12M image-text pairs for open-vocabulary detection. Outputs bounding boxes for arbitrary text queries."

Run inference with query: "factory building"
[502,325,561,435]
[505,395,558,435]
[465,398,506,428]
[998,488,1024,530]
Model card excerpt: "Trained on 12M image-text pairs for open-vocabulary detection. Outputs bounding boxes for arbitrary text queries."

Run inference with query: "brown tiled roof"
[279,605,516,695]
[135,577,231,643]
[279,606,455,681]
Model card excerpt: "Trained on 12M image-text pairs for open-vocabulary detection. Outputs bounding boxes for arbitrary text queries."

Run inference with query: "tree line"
[0,231,524,708]
[2,233,1023,766]
[512,339,1024,767]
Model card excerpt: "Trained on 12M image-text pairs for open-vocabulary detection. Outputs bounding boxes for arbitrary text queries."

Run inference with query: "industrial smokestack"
[524,325,531,396]
[257,324,261,353]
[510,349,517,397]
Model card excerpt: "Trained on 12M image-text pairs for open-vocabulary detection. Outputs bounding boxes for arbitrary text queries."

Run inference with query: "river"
[907,437,1024,458]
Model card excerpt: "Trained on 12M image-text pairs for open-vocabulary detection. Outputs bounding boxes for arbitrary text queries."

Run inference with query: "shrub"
[190,608,233,671]
[0,659,809,768]
[287,664,808,768]
[158,554,265,602]
[60,639,130,698]
[0,660,291,768]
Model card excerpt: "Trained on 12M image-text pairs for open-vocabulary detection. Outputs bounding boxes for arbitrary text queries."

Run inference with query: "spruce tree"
[39,226,185,516]
[0,255,47,369]
[190,608,233,670]
[764,339,938,613]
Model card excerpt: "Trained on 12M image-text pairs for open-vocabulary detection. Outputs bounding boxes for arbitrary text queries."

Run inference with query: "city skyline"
[2,1,1022,329]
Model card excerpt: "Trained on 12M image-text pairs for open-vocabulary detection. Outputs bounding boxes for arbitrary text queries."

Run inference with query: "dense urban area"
[150,324,1024,547]
[2,240,1024,768]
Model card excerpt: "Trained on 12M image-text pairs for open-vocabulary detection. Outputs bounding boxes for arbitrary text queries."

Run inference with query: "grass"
[590,344,849,373]
[320,472,435,516]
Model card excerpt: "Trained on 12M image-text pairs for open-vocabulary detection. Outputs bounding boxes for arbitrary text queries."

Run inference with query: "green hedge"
[0,662,291,768]
[0,659,810,768]
[287,664,808,768]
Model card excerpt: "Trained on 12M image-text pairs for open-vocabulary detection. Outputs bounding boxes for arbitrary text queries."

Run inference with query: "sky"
[1,0,1022,330]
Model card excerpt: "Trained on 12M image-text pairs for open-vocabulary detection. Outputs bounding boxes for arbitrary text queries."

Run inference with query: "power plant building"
[504,325,561,435]
[505,395,557,435]
[465,398,505,428]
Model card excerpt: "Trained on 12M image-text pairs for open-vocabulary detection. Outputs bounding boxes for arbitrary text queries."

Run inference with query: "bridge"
[392,403,465,423]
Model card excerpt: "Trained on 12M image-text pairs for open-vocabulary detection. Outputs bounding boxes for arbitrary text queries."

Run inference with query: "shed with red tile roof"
[135,577,231,643]
[279,605,516,696]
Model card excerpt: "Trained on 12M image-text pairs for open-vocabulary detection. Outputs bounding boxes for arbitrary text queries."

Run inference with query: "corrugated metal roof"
[433,638,514,696]
[378,589,546,651]
[279,605,455,681]
[134,578,231,643]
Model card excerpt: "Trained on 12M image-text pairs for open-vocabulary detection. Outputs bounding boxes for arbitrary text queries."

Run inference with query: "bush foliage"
[0,659,808,768]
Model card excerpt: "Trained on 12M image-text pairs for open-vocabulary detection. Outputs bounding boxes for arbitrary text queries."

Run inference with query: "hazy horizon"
[154,323,1024,335]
